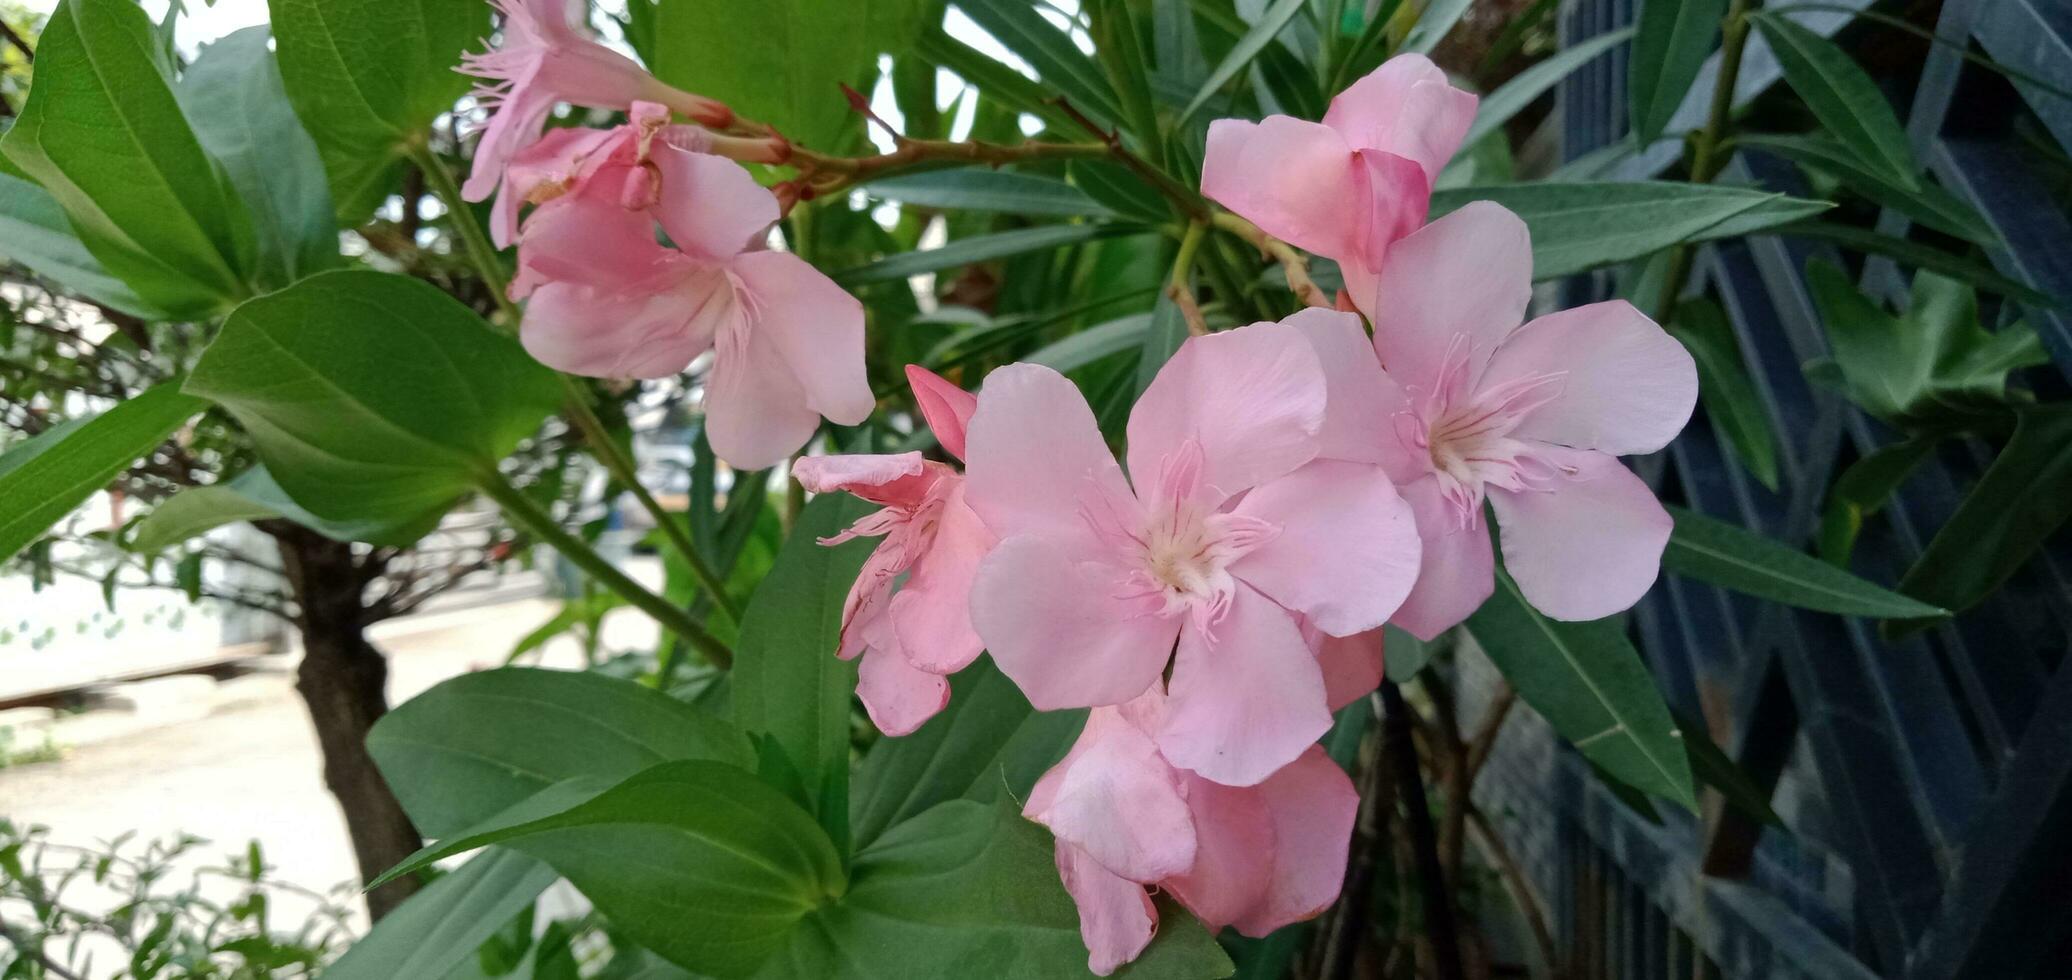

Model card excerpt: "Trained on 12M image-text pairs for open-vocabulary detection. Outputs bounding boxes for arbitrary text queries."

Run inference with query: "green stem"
[1653,0,1758,323]
[406,142,520,325]
[476,467,735,669]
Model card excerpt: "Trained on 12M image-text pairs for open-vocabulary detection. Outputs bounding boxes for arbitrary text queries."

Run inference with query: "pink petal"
[649,146,781,264]
[703,301,820,471]
[519,279,702,379]
[1351,149,1433,272]
[1282,309,1398,466]
[889,485,991,673]
[1125,322,1325,505]
[727,250,875,428]
[905,364,979,462]
[511,181,677,298]
[970,535,1180,710]
[1322,54,1478,182]
[1490,448,1672,621]
[1230,746,1360,936]
[1157,585,1331,787]
[1024,707,1197,882]
[1480,300,1699,457]
[462,82,555,203]
[1201,116,1362,261]
[1054,842,1157,977]
[856,643,949,736]
[791,452,933,508]
[1317,628,1385,711]
[1390,475,1495,640]
[1365,202,1532,386]
[1162,773,1275,932]
[836,542,904,661]
[964,364,1136,550]
[1231,459,1421,636]
[493,125,618,246]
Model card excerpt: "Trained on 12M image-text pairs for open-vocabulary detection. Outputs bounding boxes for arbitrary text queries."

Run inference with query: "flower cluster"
[459,9,1696,971]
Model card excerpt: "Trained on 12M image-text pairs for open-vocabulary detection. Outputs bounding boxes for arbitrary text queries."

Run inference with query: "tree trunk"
[269,523,424,920]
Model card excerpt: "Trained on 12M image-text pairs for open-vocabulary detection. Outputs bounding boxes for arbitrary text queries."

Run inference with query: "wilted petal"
[890,485,991,673]
[970,535,1180,710]
[1390,475,1496,640]
[1126,322,1325,505]
[493,125,617,246]
[1490,448,1672,621]
[1055,842,1157,977]
[791,452,933,508]
[1481,300,1699,457]
[1231,459,1421,637]
[1366,202,1532,385]
[1158,585,1331,787]
[1230,746,1360,936]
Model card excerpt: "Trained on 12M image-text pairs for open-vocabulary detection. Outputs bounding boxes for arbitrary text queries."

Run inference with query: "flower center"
[1401,336,1569,528]
[1081,438,1277,635]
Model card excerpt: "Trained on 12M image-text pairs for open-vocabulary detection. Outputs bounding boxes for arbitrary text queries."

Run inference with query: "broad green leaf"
[1751,12,1918,190]
[184,269,561,535]
[0,383,204,564]
[733,494,875,856]
[654,0,930,153]
[1429,182,1829,279]
[1179,0,1307,126]
[1464,571,1696,809]
[1671,298,1780,491]
[1133,291,1189,395]
[368,666,754,839]
[1662,505,1947,619]
[127,484,283,555]
[0,173,160,317]
[1898,404,2072,626]
[267,0,486,223]
[1627,0,1723,146]
[1735,133,1996,244]
[178,27,340,290]
[1676,711,1781,827]
[1467,27,1634,147]
[1401,0,1471,54]
[222,464,446,548]
[862,169,1117,217]
[326,849,559,980]
[833,223,1137,285]
[1818,436,1939,564]
[1,0,253,317]
[955,0,1123,129]
[761,799,1234,979]
[1784,221,2057,307]
[1028,310,1153,372]
[377,761,846,979]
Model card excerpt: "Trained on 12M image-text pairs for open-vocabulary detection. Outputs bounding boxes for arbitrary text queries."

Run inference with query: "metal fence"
[1462,1,2072,976]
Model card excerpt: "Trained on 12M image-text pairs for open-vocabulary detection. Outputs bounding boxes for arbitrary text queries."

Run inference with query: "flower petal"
[511,181,677,298]
[1158,585,1332,787]
[1230,745,1360,937]
[856,643,949,737]
[1390,475,1495,640]
[791,452,933,507]
[1490,448,1672,621]
[1162,773,1275,931]
[1365,201,1532,386]
[1352,149,1433,272]
[906,365,978,461]
[1480,300,1698,457]
[1231,460,1420,636]
[1201,116,1362,261]
[704,302,819,471]
[970,535,1180,709]
[1322,54,1477,181]
[964,364,1135,549]
[729,250,875,427]
[1055,842,1157,977]
[519,279,702,379]
[1316,627,1385,712]
[1025,706,1197,882]
[1126,322,1325,505]
[649,145,780,264]
[890,485,992,673]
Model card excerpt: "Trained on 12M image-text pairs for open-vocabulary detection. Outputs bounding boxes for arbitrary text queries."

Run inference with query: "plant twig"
[1468,803,1561,977]
[1653,0,1757,323]
[1168,220,1210,336]
[1210,212,1330,308]
[1382,679,1465,980]
[1051,96,1212,220]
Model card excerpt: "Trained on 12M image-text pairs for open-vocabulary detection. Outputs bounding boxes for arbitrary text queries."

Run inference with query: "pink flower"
[510,107,872,470]
[1345,202,1697,636]
[459,0,733,241]
[963,317,1421,786]
[1201,53,1475,296]
[791,368,992,735]
[1027,690,1359,975]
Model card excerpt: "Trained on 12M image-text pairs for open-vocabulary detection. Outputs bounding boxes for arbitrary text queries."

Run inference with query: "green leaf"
[862,169,1117,217]
[325,850,559,980]
[1467,27,1634,148]
[1735,133,1996,244]
[367,666,754,839]
[1670,298,1780,491]
[376,761,846,979]
[1179,0,1308,126]
[1072,159,1172,223]
[0,382,204,564]
[1382,623,1434,683]
[1429,182,1830,279]
[653,0,927,153]
[915,25,1082,134]
[178,27,340,290]
[955,0,1123,129]
[1783,221,2057,307]
[762,799,1234,979]
[1818,436,1939,564]
[833,223,1136,285]
[1401,0,1471,54]
[223,464,445,548]
[1028,310,1153,372]
[1133,291,1189,395]
[1675,712,1781,827]
[1661,505,1947,619]
[0,0,253,317]
[1090,0,1162,155]
[732,494,876,856]
[1897,404,2072,626]
[1627,0,1724,146]
[1750,12,1919,191]
[1464,570,1696,809]
[128,485,283,555]
[266,0,486,222]
[184,269,561,537]
[0,173,160,317]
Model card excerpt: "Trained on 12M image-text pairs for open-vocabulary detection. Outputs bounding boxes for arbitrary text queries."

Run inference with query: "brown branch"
[1464,680,1517,785]
[1051,96,1210,220]
[1468,803,1561,977]
[1210,212,1328,308]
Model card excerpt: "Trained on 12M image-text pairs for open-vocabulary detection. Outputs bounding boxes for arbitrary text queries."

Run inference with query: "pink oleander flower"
[509,105,871,471]
[791,367,993,736]
[963,316,1422,787]
[1027,689,1359,975]
[460,0,734,244]
[1346,202,1698,636]
[1201,53,1476,302]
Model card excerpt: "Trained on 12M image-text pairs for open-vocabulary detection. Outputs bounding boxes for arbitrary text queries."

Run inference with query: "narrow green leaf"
[325,850,558,980]
[1675,712,1781,826]
[1027,311,1153,372]
[1670,297,1780,491]
[1751,12,1919,191]
[1072,159,1173,222]
[0,173,160,317]
[1401,0,1471,54]
[862,169,1117,217]
[1090,0,1163,155]
[1897,404,2072,627]
[1628,0,1724,145]
[1662,504,1948,619]
[1430,182,1830,279]
[1464,571,1696,810]
[1133,292,1189,395]
[368,667,754,839]
[916,26,1082,134]
[1782,221,2058,307]
[1467,27,1634,147]
[128,485,283,555]
[1735,133,1996,244]
[1179,0,1308,126]
[955,0,1124,128]
[833,223,1136,285]
[1818,436,1939,564]
[0,383,204,564]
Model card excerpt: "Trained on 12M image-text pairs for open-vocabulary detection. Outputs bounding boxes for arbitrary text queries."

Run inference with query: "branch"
[1051,97,1210,220]
[0,18,32,62]
[1210,212,1329,308]
[1468,803,1560,976]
